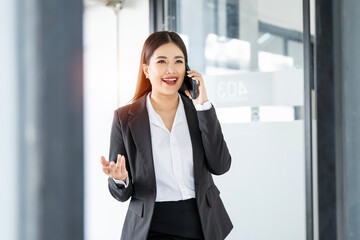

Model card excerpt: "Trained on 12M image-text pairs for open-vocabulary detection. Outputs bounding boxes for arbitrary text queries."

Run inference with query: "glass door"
[165,0,307,239]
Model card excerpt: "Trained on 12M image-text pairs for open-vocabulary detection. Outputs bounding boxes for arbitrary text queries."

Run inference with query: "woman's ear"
[142,64,149,78]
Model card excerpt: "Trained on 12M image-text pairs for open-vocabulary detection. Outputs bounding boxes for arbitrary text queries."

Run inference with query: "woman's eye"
[176,60,184,63]
[157,60,166,63]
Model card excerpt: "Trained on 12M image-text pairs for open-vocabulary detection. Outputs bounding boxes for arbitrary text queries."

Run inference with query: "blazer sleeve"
[197,105,232,175]
[107,109,133,202]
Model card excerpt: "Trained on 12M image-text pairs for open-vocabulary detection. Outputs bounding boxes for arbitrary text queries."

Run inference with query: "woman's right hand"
[100,154,128,182]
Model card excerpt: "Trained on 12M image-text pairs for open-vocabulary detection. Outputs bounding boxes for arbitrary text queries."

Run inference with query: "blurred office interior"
[1,0,359,239]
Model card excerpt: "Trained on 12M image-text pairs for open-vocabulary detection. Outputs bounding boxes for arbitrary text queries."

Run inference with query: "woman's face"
[143,42,186,97]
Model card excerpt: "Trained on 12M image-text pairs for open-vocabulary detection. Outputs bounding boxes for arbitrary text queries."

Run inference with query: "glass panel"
[258,33,284,55]
[167,0,306,239]
[342,0,360,238]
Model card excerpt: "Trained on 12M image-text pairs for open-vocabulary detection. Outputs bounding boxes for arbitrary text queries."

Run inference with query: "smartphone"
[180,63,198,99]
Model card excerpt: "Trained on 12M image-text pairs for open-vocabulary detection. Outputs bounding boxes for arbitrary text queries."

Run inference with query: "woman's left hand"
[184,70,209,105]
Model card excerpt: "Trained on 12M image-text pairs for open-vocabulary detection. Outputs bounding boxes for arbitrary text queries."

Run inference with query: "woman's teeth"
[162,78,177,82]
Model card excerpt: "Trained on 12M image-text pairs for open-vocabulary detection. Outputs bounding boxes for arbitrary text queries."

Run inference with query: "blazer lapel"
[180,94,203,190]
[128,94,156,186]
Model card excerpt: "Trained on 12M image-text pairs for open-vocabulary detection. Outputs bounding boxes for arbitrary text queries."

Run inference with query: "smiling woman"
[100,31,233,240]
[131,31,188,102]
[143,42,186,96]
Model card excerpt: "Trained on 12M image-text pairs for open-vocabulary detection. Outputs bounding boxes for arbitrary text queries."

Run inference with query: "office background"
[1,0,359,239]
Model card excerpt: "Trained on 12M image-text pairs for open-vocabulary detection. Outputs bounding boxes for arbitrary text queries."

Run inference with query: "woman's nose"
[166,64,175,74]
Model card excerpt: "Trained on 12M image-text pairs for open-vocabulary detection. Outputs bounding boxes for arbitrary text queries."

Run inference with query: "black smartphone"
[180,63,198,99]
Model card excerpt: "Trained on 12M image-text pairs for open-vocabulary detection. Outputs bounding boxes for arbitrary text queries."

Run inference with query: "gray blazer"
[107,93,233,240]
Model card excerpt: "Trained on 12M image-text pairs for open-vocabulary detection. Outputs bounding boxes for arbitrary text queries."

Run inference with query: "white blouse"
[114,92,212,202]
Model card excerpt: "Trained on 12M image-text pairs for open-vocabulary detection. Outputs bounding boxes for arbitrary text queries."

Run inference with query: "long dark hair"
[131,31,188,102]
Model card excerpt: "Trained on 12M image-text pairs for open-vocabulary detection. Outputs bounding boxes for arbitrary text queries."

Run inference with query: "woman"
[100,31,233,240]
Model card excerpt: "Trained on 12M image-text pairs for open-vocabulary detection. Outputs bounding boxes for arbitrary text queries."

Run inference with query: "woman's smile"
[162,76,178,86]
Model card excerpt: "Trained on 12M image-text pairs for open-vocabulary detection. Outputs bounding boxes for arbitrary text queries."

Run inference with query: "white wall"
[83,1,149,239]
[118,0,150,105]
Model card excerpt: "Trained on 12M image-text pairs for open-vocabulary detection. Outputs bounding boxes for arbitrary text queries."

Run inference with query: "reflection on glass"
[167,0,306,239]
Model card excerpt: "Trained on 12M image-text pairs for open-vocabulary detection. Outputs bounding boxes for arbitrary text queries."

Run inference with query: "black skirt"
[148,198,204,240]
